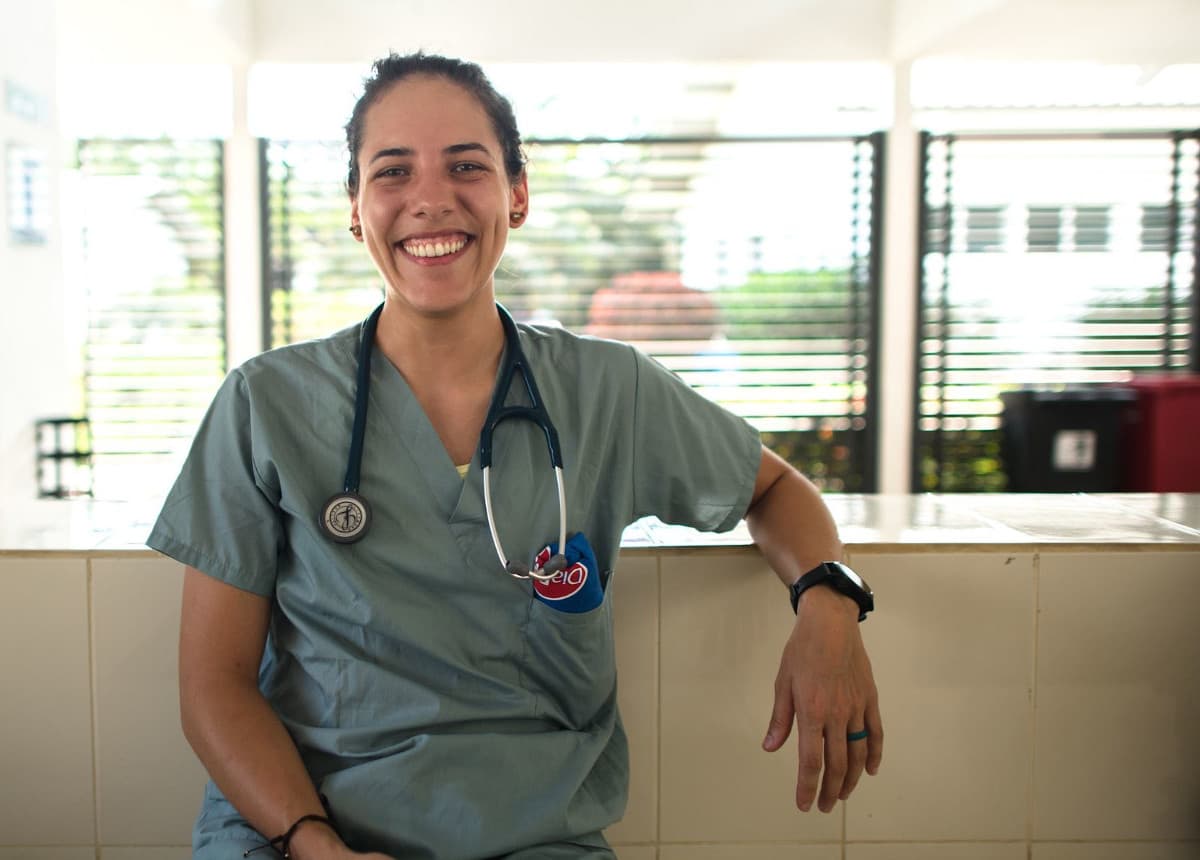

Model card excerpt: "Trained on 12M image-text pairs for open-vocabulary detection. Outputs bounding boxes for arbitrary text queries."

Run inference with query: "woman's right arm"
[179,566,389,860]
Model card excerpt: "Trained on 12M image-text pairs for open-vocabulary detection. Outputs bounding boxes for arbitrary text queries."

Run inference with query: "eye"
[375,165,409,179]
[451,162,485,175]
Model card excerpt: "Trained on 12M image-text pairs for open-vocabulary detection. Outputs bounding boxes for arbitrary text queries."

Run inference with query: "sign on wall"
[5,79,49,125]
[6,143,50,245]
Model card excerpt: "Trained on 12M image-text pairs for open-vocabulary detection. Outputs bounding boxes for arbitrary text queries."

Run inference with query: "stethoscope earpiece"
[505,553,567,581]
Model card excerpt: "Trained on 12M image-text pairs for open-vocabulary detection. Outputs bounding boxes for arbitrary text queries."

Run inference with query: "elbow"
[178,665,211,754]
[177,661,258,755]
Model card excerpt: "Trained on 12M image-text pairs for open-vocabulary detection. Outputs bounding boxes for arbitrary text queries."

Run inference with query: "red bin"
[1121,374,1200,492]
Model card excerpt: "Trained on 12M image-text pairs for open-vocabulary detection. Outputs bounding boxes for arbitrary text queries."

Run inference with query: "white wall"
[0,0,72,502]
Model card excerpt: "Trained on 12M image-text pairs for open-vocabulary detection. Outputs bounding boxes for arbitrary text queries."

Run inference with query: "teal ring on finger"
[847,729,869,742]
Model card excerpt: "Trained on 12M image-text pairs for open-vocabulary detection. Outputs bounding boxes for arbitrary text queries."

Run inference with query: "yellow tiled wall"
[1,547,1198,858]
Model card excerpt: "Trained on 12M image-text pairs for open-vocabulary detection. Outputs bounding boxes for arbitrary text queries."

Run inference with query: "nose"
[409,169,454,219]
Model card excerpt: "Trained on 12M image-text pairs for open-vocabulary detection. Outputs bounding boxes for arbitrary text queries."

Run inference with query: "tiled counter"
[2,495,1198,860]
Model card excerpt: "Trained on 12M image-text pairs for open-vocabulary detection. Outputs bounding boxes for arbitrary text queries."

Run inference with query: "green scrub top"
[148,313,762,859]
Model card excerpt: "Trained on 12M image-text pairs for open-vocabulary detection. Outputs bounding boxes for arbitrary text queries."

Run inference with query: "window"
[1027,207,1063,253]
[1140,204,1170,251]
[965,206,1006,252]
[75,139,227,499]
[915,131,1199,491]
[1074,206,1110,251]
[264,135,884,491]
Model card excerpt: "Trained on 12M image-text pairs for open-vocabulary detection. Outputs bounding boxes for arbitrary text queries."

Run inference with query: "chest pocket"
[519,585,617,731]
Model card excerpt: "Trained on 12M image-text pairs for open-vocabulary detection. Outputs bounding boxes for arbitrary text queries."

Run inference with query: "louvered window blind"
[264,135,883,491]
[915,130,1199,491]
[76,139,227,499]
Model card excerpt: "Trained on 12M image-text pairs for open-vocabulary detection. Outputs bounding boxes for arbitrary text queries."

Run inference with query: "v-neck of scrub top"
[364,335,542,529]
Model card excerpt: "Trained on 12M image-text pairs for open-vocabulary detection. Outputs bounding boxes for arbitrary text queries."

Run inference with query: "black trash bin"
[1000,387,1135,492]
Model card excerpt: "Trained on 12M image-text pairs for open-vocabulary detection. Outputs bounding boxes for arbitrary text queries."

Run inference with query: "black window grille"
[914,130,1200,492]
[1140,204,1171,251]
[75,139,227,499]
[263,134,884,491]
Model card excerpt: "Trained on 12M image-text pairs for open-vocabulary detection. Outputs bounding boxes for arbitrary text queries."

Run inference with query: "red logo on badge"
[532,546,588,601]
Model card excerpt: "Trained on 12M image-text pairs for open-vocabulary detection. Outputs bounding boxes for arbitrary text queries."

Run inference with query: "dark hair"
[344,52,526,196]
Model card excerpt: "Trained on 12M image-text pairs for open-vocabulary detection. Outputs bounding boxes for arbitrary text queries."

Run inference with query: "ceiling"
[51,0,1200,66]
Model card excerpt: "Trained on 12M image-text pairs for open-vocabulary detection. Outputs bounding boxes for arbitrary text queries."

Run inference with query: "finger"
[865,695,884,775]
[762,674,796,752]
[818,725,848,813]
[839,723,869,800]
[794,721,825,811]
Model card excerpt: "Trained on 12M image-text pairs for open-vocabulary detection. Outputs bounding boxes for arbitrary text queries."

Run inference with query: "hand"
[305,844,396,860]
[289,821,397,860]
[308,841,397,860]
[761,585,883,812]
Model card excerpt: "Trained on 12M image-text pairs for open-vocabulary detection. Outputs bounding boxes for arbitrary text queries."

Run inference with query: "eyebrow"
[367,142,492,165]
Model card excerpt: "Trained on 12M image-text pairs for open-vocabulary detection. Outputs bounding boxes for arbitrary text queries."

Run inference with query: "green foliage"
[917,430,1007,492]
[764,429,868,493]
[714,268,857,339]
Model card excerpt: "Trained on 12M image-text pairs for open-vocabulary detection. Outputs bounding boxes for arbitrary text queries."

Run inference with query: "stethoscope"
[318,302,570,582]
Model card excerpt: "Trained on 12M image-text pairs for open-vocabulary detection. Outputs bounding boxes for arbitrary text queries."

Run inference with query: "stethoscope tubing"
[483,463,567,581]
[479,305,568,580]
[322,301,568,580]
[345,303,384,493]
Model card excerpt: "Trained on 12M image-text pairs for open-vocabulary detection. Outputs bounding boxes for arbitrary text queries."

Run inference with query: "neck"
[373,296,505,388]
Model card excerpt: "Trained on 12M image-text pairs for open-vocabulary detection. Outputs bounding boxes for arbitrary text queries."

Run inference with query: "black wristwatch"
[789,561,874,621]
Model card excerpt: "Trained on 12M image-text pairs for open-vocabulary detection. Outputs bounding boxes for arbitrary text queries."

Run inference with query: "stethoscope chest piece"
[319,491,372,544]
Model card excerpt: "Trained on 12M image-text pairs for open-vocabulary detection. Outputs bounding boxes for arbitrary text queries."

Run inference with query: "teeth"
[402,237,467,258]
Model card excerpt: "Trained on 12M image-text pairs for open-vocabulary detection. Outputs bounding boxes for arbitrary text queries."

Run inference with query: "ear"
[349,197,363,241]
[510,173,529,224]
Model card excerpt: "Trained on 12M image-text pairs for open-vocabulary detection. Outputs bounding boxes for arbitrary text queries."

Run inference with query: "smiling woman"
[347,70,528,328]
[146,51,880,860]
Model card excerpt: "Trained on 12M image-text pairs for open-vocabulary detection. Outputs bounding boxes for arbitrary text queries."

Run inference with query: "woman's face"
[350,74,528,319]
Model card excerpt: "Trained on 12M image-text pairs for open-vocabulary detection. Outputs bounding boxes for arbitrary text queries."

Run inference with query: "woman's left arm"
[744,445,884,814]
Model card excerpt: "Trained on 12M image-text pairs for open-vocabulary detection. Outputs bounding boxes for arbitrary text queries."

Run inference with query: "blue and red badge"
[531,532,603,613]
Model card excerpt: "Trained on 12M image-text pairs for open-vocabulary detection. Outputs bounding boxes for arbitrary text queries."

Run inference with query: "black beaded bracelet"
[244,807,338,859]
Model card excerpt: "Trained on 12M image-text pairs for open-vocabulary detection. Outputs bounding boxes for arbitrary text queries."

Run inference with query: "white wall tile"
[659,551,843,843]
[1034,551,1200,841]
[613,847,657,860]
[91,557,207,845]
[0,557,95,845]
[607,557,659,845]
[844,552,1036,842]
[660,844,839,860]
[1033,842,1200,860]
[848,844,1026,860]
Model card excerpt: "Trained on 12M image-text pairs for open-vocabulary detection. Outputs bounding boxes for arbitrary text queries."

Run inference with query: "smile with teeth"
[400,235,470,258]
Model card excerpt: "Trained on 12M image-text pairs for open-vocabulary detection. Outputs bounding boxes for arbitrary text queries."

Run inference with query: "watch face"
[789,561,873,619]
[833,562,870,594]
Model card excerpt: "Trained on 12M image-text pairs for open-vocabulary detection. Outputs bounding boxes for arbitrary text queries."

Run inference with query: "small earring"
[349,224,362,238]
[509,211,525,225]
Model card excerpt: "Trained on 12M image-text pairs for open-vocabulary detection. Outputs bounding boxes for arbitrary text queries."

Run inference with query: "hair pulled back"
[344,52,526,196]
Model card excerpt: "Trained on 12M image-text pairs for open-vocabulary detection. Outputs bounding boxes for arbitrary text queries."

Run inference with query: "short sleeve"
[628,347,762,532]
[146,369,285,596]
